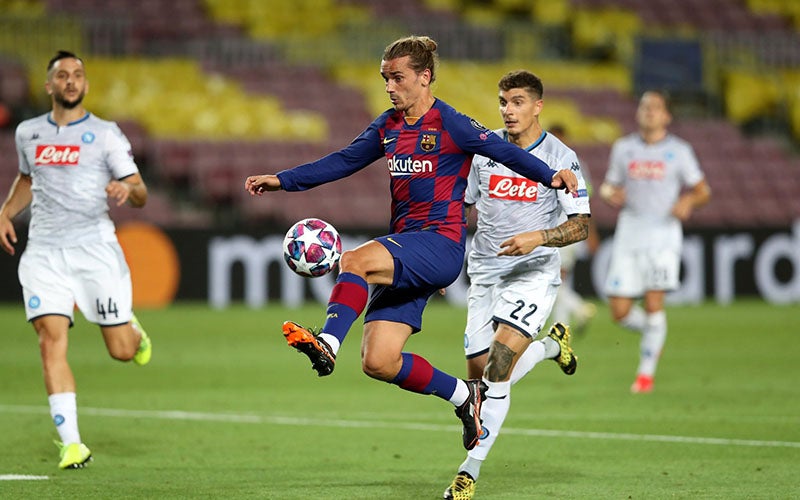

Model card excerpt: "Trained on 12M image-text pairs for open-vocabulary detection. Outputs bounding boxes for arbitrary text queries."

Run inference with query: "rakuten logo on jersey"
[387,156,433,176]
[35,145,80,166]
[488,175,538,201]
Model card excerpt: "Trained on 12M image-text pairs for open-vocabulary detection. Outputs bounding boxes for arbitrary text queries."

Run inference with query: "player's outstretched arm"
[245,174,282,196]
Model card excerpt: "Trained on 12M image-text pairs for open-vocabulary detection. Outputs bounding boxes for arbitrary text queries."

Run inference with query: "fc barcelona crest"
[420,133,437,152]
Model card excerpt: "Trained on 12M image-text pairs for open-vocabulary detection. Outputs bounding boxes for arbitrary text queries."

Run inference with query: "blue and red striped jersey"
[277,98,557,244]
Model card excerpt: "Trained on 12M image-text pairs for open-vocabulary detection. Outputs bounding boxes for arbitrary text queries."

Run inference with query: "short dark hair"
[47,50,83,72]
[498,70,543,100]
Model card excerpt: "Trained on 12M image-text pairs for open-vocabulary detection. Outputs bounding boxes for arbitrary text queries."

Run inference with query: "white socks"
[317,333,340,355]
[465,379,511,477]
[453,335,564,480]
[49,392,80,445]
[457,455,484,481]
[637,311,667,377]
[619,306,667,377]
[620,305,647,332]
[509,340,547,385]
[449,379,471,406]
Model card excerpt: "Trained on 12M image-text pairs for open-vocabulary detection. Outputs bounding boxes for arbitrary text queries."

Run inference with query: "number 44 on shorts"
[96,297,119,320]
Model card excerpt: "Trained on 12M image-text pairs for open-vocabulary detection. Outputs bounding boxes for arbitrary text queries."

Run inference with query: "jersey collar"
[503,129,547,152]
[47,112,91,127]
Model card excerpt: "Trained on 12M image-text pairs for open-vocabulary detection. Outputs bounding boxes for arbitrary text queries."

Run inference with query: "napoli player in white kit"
[0,51,153,469]
[600,90,710,394]
[444,70,590,500]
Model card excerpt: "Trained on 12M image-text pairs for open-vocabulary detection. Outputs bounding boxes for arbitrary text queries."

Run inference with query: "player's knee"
[610,310,627,323]
[361,356,394,381]
[107,345,136,362]
[608,302,630,323]
[105,334,138,361]
[339,242,389,278]
[37,330,66,357]
[338,249,362,274]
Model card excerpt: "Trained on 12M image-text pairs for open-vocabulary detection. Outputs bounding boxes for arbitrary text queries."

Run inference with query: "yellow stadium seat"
[82,58,327,141]
[203,0,367,41]
[723,70,781,124]
[572,8,642,62]
[531,0,569,26]
[0,0,45,16]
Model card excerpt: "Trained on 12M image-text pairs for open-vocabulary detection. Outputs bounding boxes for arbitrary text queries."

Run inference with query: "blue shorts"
[365,231,465,333]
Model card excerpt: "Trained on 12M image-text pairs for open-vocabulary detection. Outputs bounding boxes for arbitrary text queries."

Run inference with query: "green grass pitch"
[0,300,798,499]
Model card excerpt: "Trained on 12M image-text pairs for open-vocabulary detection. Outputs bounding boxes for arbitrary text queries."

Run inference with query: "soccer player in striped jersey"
[443,70,590,500]
[600,90,710,394]
[245,36,578,453]
[0,51,153,469]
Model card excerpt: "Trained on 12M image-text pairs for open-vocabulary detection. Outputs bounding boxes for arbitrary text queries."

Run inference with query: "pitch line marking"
[1,404,799,449]
[0,474,49,481]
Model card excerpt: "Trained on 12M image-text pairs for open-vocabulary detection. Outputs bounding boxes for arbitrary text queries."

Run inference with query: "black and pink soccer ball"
[282,218,342,278]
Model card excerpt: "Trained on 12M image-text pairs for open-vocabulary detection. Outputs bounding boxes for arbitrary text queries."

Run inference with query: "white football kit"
[603,133,705,297]
[464,130,590,357]
[15,112,139,325]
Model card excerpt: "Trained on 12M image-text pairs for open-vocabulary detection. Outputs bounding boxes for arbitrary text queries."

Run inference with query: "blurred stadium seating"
[0,0,797,230]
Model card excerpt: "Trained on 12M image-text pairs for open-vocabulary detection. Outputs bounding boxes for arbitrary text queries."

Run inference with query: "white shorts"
[18,242,133,326]
[464,263,560,358]
[603,246,680,298]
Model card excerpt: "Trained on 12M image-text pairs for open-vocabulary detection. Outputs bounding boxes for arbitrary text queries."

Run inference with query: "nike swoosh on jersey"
[386,237,402,247]
[383,137,396,145]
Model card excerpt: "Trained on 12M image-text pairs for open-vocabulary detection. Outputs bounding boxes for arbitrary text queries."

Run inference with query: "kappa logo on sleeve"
[35,145,80,166]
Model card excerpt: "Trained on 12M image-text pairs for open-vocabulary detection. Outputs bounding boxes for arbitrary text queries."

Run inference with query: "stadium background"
[1,0,799,307]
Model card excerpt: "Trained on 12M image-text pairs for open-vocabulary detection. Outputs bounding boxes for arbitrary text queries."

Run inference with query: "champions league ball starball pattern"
[282,218,342,278]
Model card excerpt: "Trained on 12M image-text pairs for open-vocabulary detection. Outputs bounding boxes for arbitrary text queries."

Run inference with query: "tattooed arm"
[497,214,590,256]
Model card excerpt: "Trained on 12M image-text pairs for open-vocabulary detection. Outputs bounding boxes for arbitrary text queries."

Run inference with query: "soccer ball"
[282,218,342,278]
